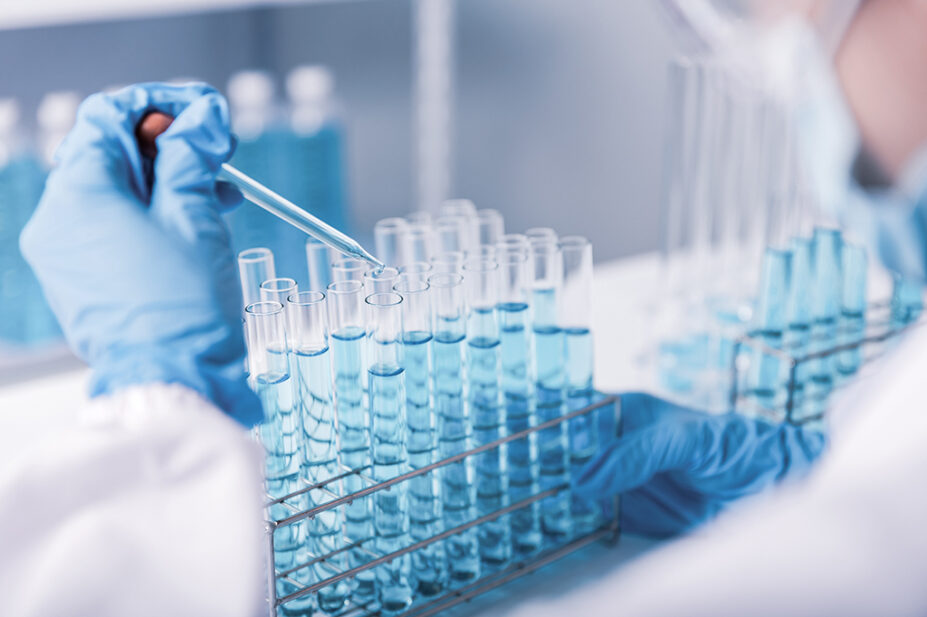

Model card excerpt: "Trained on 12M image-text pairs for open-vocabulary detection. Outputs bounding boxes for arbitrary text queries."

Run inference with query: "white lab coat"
[0,384,266,617]
[503,324,927,617]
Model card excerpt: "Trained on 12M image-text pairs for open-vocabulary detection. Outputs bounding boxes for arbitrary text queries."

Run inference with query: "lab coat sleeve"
[500,328,927,617]
[0,383,267,617]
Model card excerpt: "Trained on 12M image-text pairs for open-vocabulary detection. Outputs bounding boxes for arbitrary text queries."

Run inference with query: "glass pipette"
[136,111,384,271]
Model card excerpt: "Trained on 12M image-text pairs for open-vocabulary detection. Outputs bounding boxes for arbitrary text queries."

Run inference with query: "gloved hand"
[20,83,262,427]
[575,392,827,537]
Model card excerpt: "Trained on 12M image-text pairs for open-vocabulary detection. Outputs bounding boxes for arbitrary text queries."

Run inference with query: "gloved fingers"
[148,91,237,248]
[573,418,707,500]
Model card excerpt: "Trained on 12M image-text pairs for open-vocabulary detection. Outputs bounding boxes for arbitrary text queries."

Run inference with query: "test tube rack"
[263,394,621,617]
[728,300,923,425]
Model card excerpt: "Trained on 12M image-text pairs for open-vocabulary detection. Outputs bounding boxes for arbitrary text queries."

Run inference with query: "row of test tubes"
[238,200,601,616]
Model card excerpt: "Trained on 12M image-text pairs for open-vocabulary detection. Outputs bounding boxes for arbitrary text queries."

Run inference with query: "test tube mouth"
[427,272,463,288]
[331,257,367,273]
[374,217,408,231]
[261,277,297,293]
[393,274,430,294]
[238,247,273,262]
[327,279,364,294]
[288,290,325,305]
[400,261,433,275]
[462,257,500,273]
[558,235,591,249]
[365,292,403,308]
[440,198,477,217]
[365,266,400,281]
[525,227,558,243]
[245,300,284,316]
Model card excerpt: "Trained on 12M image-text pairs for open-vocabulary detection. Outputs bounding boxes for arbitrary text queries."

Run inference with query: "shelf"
[0,0,353,32]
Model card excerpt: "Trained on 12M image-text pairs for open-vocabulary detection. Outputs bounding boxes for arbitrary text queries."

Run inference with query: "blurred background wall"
[0,0,675,261]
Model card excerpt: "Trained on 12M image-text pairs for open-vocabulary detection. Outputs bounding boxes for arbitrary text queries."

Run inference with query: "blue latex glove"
[575,392,827,537]
[20,83,262,427]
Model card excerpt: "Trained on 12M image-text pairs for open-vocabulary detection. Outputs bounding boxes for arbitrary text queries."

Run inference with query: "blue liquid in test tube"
[464,258,511,568]
[891,274,924,328]
[327,281,376,606]
[367,293,412,615]
[807,227,843,417]
[396,275,446,596]
[497,248,542,557]
[289,291,350,613]
[837,244,867,376]
[430,273,481,585]
[784,236,813,413]
[751,246,792,411]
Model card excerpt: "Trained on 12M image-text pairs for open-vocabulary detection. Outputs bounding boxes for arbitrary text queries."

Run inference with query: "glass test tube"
[365,266,401,294]
[497,246,542,557]
[306,237,334,292]
[524,227,557,245]
[366,292,412,614]
[891,274,924,328]
[406,210,433,226]
[837,244,867,376]
[431,250,465,274]
[476,209,504,246]
[395,275,446,596]
[288,291,349,612]
[463,258,511,568]
[244,301,302,572]
[407,222,437,264]
[529,239,572,541]
[559,236,601,534]
[260,278,298,313]
[399,261,434,283]
[238,247,276,309]
[435,215,472,255]
[751,246,792,411]
[429,272,481,585]
[499,233,529,252]
[440,199,479,248]
[783,235,813,411]
[326,280,376,603]
[809,227,843,393]
[375,217,410,268]
[332,257,369,283]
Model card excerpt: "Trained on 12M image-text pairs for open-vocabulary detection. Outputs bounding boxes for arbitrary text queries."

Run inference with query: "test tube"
[524,227,557,246]
[244,301,302,571]
[784,235,813,413]
[497,247,542,557]
[559,236,600,534]
[407,222,437,264]
[891,274,924,328]
[406,210,433,227]
[476,209,505,246]
[810,227,843,391]
[287,291,349,612]
[528,240,571,540]
[238,247,276,310]
[435,215,471,254]
[375,217,411,268]
[429,272,481,585]
[462,258,511,568]
[394,275,445,595]
[440,198,477,219]
[498,233,530,253]
[332,257,369,283]
[260,278,298,318]
[837,244,867,376]
[365,266,401,294]
[751,246,792,411]
[365,292,412,613]
[431,250,465,274]
[306,237,334,292]
[327,280,376,603]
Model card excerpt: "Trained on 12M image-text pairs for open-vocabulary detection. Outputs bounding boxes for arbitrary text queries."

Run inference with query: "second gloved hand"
[575,392,827,537]
[20,83,262,427]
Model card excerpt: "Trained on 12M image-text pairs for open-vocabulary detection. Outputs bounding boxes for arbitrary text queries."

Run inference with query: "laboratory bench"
[0,252,667,614]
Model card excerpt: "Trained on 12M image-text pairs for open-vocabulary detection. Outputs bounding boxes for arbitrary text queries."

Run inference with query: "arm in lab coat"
[0,384,266,617]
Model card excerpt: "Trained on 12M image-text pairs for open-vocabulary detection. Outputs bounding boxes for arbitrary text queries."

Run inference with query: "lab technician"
[2,4,926,617]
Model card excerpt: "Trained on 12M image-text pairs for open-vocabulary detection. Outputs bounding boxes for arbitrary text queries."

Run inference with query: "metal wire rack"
[263,394,621,617]
[729,301,922,425]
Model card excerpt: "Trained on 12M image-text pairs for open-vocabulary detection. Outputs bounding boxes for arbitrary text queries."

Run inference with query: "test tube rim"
[364,265,400,283]
[326,279,364,295]
[428,272,464,288]
[430,250,465,265]
[558,235,591,249]
[245,300,285,316]
[364,291,404,308]
[287,290,325,306]
[260,277,298,293]
[238,247,274,263]
[393,274,430,295]
[374,216,409,232]
[524,227,558,243]
[331,257,367,274]
[399,261,433,275]
[462,257,500,273]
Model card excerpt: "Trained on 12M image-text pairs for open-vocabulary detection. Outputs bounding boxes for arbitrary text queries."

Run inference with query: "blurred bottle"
[224,70,308,284]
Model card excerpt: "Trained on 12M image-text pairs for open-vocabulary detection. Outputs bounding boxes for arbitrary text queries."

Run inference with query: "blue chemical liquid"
[467,314,511,568]
[433,328,482,585]
[294,347,350,612]
[369,364,412,615]
[254,371,304,571]
[805,229,843,420]
[499,302,542,557]
[532,288,572,541]
[330,327,376,603]
[891,274,923,328]
[784,236,813,415]
[403,331,446,596]
[837,245,867,377]
[564,326,600,534]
